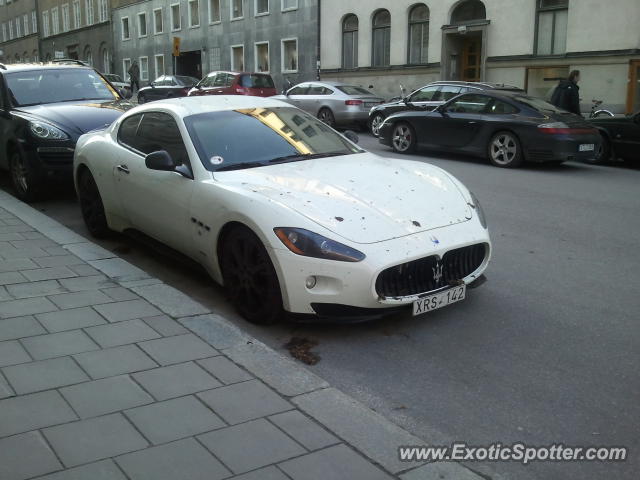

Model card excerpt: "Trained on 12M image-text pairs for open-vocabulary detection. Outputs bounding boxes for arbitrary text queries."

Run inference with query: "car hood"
[16,99,133,135]
[216,153,472,244]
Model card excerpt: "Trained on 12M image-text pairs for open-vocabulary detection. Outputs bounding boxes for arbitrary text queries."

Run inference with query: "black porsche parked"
[378,91,601,168]
[589,111,640,163]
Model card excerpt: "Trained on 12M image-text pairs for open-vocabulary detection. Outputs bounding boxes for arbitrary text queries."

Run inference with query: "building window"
[372,9,390,67]
[23,14,29,36]
[84,46,92,66]
[102,47,109,73]
[342,14,358,69]
[210,47,221,69]
[282,38,298,72]
[139,56,149,81]
[232,0,243,19]
[171,3,181,31]
[256,0,269,15]
[62,4,70,32]
[85,0,95,25]
[98,0,108,22]
[155,54,165,77]
[209,0,221,23]
[450,0,486,24]
[282,0,297,11]
[72,0,81,29]
[51,7,60,35]
[1,24,6,43]
[42,11,50,37]
[536,0,568,55]
[15,18,20,37]
[123,58,131,81]
[231,45,244,71]
[138,12,147,37]
[32,11,37,33]
[408,4,429,64]
[188,0,200,27]
[121,17,130,40]
[8,19,14,40]
[255,42,269,72]
[154,8,163,34]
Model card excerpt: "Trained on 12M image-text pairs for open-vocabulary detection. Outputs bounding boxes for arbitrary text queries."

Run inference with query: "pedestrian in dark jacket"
[550,70,581,115]
[128,61,140,92]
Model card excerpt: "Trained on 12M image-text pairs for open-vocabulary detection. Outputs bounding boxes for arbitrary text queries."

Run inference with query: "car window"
[198,74,216,88]
[336,85,373,95]
[512,95,563,114]
[136,112,190,167]
[177,76,198,86]
[225,74,237,87]
[308,85,331,95]
[433,86,462,102]
[240,74,275,88]
[118,114,144,150]
[288,85,309,95]
[486,99,519,115]
[410,86,439,102]
[446,94,492,113]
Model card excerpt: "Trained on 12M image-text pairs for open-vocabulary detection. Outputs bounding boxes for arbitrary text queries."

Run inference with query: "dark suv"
[369,81,523,136]
[0,62,132,201]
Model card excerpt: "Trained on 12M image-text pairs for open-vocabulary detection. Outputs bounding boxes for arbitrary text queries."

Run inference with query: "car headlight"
[274,227,365,262]
[29,121,69,140]
[469,192,488,229]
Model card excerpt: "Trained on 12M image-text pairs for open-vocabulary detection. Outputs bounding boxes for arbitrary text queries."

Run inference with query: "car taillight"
[345,100,363,106]
[538,122,597,134]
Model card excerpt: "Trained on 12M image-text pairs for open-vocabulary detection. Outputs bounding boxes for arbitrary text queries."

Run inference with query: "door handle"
[468,121,478,124]
[116,165,130,174]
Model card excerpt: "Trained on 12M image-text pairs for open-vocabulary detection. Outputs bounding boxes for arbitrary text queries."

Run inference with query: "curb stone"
[0,189,486,479]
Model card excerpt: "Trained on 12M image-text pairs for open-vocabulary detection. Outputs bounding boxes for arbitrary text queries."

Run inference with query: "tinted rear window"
[336,85,373,96]
[240,74,275,88]
[512,95,562,113]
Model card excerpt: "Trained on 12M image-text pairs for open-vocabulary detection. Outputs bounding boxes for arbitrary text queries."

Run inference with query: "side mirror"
[343,130,359,144]
[145,151,175,171]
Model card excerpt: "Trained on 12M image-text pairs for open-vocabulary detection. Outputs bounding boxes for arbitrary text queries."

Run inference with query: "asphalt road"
[4,135,638,480]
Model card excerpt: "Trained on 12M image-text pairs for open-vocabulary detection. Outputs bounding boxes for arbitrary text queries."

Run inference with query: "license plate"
[579,144,595,152]
[412,285,466,316]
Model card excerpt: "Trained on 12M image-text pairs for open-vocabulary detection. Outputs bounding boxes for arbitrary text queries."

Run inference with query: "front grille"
[375,243,488,298]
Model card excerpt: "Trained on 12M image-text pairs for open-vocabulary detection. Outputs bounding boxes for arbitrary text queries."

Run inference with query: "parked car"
[137,75,199,103]
[73,96,491,324]
[589,111,640,163]
[369,81,523,136]
[0,62,132,201]
[273,81,384,129]
[378,90,601,168]
[188,71,277,98]
[103,73,132,98]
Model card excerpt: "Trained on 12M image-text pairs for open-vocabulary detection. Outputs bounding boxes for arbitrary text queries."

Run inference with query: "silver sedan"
[273,81,384,129]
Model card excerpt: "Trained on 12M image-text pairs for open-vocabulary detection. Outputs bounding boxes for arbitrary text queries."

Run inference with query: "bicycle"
[589,99,614,118]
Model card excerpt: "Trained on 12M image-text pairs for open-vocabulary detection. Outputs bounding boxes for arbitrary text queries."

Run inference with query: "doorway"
[176,50,202,79]
[461,38,481,82]
[627,60,640,114]
[441,28,486,82]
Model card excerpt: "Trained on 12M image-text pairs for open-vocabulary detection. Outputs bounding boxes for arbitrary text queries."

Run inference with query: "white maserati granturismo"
[73,96,491,324]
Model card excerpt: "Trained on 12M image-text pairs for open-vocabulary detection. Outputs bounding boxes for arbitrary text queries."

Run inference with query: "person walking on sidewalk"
[128,61,140,93]
[550,70,581,115]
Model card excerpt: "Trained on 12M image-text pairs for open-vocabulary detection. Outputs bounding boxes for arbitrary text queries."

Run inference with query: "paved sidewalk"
[0,191,484,480]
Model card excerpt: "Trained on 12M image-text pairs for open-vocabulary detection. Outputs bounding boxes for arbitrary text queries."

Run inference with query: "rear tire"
[10,149,42,202]
[77,169,111,238]
[318,108,336,128]
[391,122,417,154]
[487,131,523,168]
[370,113,385,137]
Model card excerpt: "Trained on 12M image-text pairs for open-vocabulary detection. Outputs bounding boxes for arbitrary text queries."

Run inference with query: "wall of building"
[0,0,39,63]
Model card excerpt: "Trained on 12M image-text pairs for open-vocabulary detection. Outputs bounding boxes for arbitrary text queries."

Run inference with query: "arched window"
[100,43,110,73]
[451,0,486,24]
[84,45,93,66]
[33,50,39,63]
[372,9,391,67]
[342,14,358,69]
[408,4,429,64]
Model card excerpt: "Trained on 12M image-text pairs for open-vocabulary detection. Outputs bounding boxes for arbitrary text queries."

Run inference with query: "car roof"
[420,81,523,91]
[0,62,93,73]
[204,71,272,77]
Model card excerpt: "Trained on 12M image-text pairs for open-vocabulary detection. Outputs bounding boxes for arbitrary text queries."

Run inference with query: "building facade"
[0,0,39,64]
[38,0,136,73]
[112,0,318,90]
[320,0,640,114]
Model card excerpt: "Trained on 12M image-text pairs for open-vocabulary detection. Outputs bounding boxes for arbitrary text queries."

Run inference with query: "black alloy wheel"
[10,149,41,202]
[318,108,336,128]
[370,113,385,137]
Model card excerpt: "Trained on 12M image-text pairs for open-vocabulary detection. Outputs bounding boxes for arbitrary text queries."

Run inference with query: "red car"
[188,71,276,97]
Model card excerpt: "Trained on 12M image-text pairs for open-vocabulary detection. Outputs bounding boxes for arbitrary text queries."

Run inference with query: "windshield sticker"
[209,156,224,166]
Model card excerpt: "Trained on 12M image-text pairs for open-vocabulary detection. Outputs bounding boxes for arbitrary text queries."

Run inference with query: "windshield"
[512,95,563,114]
[185,107,363,172]
[6,69,118,107]
[240,74,275,89]
[336,85,374,96]
[104,74,122,83]
[176,76,199,86]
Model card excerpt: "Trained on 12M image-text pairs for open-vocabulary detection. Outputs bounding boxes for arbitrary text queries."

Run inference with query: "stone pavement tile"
[37,307,107,333]
[143,314,188,337]
[11,238,58,249]
[34,254,86,268]
[64,242,116,261]
[125,395,225,444]
[43,413,149,468]
[2,356,89,394]
[278,444,393,480]
[133,361,221,401]
[94,299,162,323]
[0,315,46,341]
[3,218,26,226]
[118,278,163,288]
[179,314,249,350]
[0,271,27,285]
[21,330,99,360]
[88,258,149,282]
[0,340,31,367]
[48,290,114,309]
[0,285,10,301]
[269,410,339,451]
[197,356,253,385]
[102,286,140,302]
[198,379,292,425]
[36,459,127,480]
[0,233,25,241]
[0,372,14,399]
[45,246,71,256]
[61,375,154,419]
[399,463,484,480]
[198,419,306,474]
[85,319,161,348]
[0,297,58,319]
[59,275,117,292]
[131,283,209,318]
[0,224,33,234]
[21,231,47,239]
[0,390,77,437]
[7,279,66,298]
[0,258,38,272]
[20,267,77,282]
[74,344,158,379]
[231,466,291,480]
[137,334,219,365]
[0,246,49,259]
[0,431,62,480]
[116,438,230,480]
[69,264,102,276]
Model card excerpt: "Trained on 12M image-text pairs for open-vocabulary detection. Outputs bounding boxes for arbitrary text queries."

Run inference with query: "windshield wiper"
[268,151,350,164]
[215,161,269,172]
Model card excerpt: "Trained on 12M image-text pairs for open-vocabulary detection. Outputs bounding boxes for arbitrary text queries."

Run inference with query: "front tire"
[220,226,283,325]
[77,169,111,238]
[10,149,42,202]
[318,108,336,128]
[391,122,416,154]
[370,113,385,137]
[488,131,523,168]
